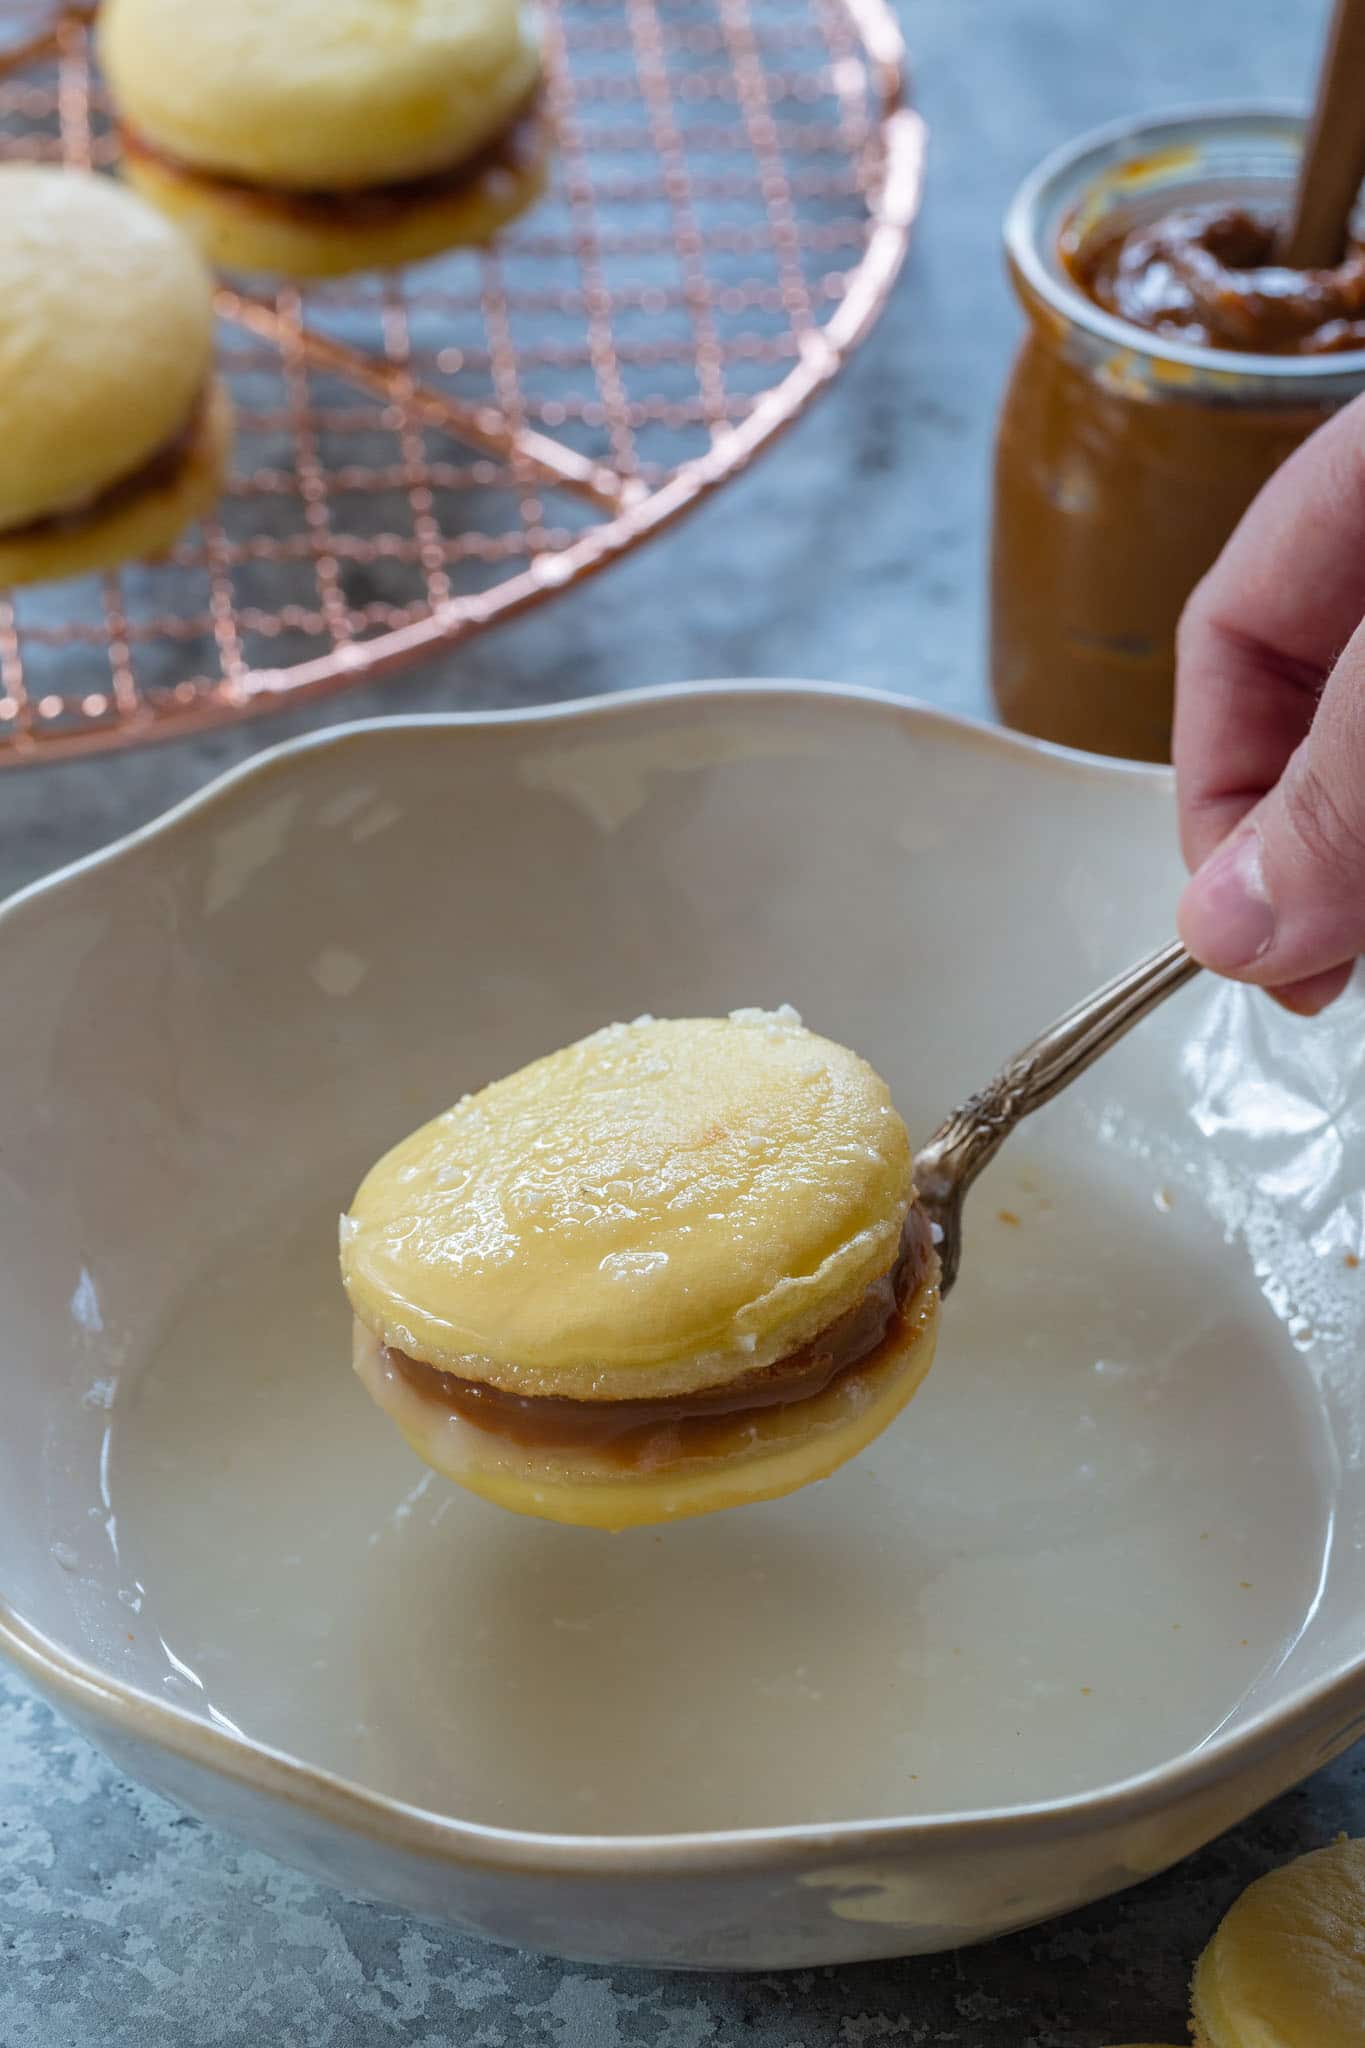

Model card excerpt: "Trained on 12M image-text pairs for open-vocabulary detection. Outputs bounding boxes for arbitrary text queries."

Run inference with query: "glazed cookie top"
[1193,1837,1365,2048]
[342,1010,914,1399]
[0,167,213,529]
[99,0,541,191]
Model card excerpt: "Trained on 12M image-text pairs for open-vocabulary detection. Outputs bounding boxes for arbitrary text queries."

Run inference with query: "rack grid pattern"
[0,0,921,763]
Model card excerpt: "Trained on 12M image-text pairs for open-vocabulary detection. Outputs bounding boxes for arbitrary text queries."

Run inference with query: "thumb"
[1178,631,1365,1011]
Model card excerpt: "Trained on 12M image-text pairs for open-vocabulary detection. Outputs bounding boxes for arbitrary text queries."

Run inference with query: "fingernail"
[1178,824,1276,973]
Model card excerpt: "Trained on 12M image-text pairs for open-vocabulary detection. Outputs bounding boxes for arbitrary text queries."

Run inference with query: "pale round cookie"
[342,1010,938,1531]
[99,0,541,191]
[1191,1837,1365,2048]
[0,166,215,533]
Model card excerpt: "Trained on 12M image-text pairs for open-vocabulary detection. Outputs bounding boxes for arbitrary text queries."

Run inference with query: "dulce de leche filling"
[1068,203,1365,355]
[118,98,543,229]
[386,1204,936,1469]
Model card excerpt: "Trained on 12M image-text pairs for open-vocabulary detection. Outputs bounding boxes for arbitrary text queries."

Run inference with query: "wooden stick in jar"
[1281,0,1365,269]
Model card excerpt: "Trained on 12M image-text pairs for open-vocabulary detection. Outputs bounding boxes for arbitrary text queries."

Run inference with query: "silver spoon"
[914,940,1200,1295]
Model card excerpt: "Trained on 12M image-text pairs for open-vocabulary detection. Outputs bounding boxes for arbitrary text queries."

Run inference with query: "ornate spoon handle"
[913,940,1200,1295]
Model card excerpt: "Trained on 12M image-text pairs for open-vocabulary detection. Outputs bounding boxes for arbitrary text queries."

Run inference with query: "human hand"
[1175,390,1365,1013]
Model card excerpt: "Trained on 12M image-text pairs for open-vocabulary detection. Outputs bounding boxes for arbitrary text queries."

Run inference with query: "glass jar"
[991,107,1365,762]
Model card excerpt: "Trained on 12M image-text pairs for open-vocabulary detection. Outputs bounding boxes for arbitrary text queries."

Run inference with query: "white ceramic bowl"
[3,684,1364,1970]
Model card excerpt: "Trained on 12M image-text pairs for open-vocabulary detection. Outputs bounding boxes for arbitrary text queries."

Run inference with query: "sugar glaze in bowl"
[1,682,1363,1968]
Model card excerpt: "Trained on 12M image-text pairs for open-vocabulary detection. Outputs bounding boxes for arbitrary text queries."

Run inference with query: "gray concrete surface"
[3,3,1358,2044]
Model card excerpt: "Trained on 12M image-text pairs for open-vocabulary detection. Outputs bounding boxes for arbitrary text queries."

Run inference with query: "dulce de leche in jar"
[991,108,1365,762]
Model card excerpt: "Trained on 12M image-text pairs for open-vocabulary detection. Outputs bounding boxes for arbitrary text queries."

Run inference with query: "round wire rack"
[0,0,922,766]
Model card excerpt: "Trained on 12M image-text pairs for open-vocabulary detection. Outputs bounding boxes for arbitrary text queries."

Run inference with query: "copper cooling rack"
[0,0,922,765]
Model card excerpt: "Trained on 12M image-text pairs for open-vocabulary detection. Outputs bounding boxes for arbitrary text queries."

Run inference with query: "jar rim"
[1004,100,1365,382]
